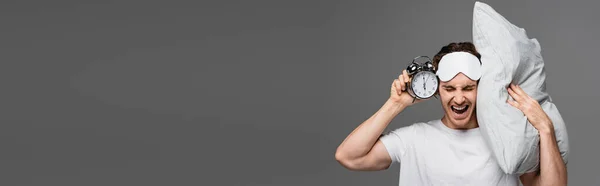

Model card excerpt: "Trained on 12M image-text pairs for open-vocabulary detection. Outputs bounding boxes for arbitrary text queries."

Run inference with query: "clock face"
[411,71,438,98]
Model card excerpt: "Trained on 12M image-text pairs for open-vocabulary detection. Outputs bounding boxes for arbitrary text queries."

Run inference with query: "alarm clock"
[405,56,439,100]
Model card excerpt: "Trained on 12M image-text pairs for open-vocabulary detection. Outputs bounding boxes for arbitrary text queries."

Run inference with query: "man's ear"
[434,82,440,99]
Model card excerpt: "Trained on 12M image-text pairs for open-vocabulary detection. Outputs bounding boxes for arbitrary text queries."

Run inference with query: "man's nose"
[453,95,466,105]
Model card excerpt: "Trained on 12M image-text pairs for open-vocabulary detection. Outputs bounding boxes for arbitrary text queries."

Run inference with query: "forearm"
[508,84,568,185]
[335,99,406,160]
[536,127,568,186]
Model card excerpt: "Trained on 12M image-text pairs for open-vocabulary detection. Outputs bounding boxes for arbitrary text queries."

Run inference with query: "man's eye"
[464,86,476,91]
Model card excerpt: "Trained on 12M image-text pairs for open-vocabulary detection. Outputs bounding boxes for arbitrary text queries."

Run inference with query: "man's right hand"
[390,69,426,107]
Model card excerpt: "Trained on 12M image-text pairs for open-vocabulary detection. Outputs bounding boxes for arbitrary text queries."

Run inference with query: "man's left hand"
[506,83,554,134]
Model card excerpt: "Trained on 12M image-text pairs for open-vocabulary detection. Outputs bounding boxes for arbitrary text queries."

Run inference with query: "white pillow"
[472,1,569,174]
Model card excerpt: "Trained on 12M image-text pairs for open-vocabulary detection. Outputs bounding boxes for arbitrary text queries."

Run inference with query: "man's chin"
[445,111,475,129]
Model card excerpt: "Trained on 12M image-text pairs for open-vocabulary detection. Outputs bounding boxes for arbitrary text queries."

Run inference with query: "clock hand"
[423,76,426,91]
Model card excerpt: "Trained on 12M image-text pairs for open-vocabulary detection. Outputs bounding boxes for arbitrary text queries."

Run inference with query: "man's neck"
[441,115,479,130]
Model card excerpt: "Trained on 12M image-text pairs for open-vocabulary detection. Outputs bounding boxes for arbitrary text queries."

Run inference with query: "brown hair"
[432,42,481,70]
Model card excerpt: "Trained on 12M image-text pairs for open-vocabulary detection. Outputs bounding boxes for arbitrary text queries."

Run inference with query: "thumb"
[414,97,431,104]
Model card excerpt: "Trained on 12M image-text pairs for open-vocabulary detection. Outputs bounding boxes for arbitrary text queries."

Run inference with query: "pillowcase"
[472,1,569,174]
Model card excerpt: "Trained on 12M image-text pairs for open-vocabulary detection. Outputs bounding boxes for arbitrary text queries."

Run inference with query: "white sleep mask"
[436,51,482,82]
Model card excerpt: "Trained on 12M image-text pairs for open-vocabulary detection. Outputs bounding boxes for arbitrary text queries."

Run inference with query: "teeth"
[452,106,466,110]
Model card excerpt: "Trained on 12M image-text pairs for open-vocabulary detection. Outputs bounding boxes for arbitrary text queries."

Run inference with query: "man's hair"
[432,42,481,70]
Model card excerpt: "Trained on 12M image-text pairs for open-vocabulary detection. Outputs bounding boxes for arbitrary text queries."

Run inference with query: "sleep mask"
[436,51,482,82]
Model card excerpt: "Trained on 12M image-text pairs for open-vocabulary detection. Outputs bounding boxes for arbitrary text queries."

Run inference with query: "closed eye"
[463,85,476,91]
[442,85,475,92]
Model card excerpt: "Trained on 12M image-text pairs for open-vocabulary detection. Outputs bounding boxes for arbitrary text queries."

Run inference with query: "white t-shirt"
[380,119,521,186]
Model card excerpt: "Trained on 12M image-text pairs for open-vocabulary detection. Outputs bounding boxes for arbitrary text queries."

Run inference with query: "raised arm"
[519,129,567,186]
[335,98,406,171]
[335,70,423,171]
[507,84,567,186]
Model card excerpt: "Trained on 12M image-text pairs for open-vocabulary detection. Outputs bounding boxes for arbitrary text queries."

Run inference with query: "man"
[334,42,567,186]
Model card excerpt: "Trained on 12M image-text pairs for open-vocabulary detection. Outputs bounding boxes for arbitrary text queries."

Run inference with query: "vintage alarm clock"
[405,56,438,100]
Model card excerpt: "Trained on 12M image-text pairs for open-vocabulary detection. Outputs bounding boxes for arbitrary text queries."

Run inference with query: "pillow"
[472,1,569,174]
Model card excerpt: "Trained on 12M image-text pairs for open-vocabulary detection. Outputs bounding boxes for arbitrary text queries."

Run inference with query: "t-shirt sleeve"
[379,124,417,164]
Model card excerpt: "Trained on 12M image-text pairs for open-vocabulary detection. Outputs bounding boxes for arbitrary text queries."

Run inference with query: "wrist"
[537,122,555,136]
[386,98,407,113]
[538,129,556,142]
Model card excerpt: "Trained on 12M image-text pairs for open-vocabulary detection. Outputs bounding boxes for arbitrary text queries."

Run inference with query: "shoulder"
[383,119,439,137]
[399,119,439,131]
[421,119,441,128]
[379,120,439,157]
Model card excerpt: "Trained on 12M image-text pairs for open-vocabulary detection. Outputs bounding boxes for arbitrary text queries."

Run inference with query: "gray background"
[0,0,597,185]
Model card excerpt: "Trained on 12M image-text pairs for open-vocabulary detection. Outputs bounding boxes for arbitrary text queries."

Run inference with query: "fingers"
[506,98,520,108]
[510,84,532,99]
[507,86,522,102]
[510,84,526,95]
[398,71,406,91]
[508,84,537,105]
[402,69,410,86]
[395,76,403,92]
[507,84,537,112]
[393,70,411,93]
[393,79,402,95]
[506,84,523,110]
[398,69,410,91]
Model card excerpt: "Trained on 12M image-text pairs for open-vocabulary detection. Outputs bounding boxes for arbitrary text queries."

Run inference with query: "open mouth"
[451,105,469,114]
